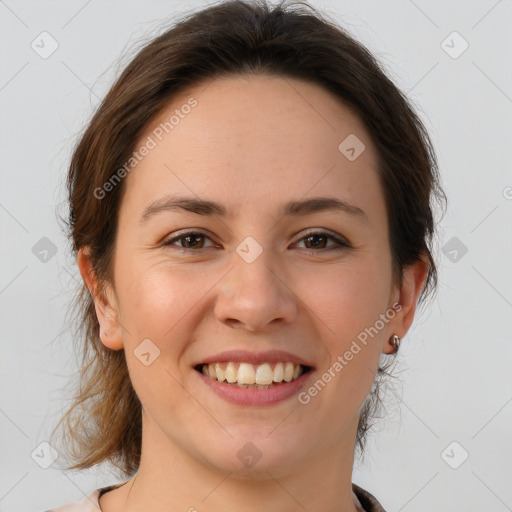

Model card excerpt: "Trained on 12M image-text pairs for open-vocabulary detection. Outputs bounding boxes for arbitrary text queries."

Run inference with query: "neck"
[107,412,364,512]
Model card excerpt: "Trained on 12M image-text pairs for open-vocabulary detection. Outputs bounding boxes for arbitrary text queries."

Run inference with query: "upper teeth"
[201,362,303,385]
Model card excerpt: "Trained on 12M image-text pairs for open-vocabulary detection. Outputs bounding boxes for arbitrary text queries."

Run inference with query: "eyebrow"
[139,195,368,223]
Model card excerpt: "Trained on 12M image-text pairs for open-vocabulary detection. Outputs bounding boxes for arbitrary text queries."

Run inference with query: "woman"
[46,0,446,511]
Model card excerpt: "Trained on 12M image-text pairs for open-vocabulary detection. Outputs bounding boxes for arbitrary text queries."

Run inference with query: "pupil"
[306,235,325,249]
[184,234,203,248]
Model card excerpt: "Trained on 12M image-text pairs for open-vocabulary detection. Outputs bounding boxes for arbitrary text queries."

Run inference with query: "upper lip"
[193,349,314,369]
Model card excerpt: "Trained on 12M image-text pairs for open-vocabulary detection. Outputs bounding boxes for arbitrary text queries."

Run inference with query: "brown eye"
[295,231,349,253]
[178,233,205,249]
[303,234,329,249]
[163,231,216,251]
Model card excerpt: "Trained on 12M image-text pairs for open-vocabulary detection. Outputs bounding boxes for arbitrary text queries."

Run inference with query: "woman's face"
[85,74,424,477]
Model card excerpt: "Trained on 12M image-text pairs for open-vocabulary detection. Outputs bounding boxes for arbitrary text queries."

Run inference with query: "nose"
[214,247,298,332]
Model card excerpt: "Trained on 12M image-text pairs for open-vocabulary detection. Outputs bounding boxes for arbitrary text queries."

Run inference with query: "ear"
[382,251,429,354]
[77,247,124,350]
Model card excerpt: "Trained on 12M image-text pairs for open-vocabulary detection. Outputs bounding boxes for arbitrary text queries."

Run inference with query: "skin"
[78,74,427,512]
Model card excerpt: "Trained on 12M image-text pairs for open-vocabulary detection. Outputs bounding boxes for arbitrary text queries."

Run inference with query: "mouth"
[193,361,313,389]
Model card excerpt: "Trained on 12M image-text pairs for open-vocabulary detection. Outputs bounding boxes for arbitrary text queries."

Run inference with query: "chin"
[198,434,307,478]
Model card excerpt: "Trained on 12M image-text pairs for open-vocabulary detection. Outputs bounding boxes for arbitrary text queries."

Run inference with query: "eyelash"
[162,229,350,254]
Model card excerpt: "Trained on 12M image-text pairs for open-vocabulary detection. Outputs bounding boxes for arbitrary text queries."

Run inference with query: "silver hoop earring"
[391,334,401,353]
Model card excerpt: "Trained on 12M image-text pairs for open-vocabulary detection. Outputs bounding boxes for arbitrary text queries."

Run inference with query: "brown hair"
[51,0,447,477]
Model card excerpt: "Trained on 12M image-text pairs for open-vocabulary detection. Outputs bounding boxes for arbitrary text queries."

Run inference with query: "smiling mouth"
[194,361,312,389]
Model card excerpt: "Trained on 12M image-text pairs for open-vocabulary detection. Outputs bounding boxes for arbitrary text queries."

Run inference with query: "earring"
[391,334,401,353]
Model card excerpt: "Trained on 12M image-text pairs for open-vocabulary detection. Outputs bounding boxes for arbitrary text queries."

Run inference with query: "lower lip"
[195,368,314,406]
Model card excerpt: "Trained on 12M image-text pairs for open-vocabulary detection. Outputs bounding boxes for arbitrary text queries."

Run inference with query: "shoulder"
[352,483,388,512]
[42,488,102,512]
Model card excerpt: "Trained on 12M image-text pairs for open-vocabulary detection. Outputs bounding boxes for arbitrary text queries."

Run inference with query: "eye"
[162,229,350,254]
[293,230,350,253]
[162,230,217,252]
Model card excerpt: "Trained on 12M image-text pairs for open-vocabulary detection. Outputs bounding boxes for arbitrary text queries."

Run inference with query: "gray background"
[1,1,511,511]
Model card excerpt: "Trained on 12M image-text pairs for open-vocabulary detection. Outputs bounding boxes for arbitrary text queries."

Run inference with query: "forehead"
[120,74,385,226]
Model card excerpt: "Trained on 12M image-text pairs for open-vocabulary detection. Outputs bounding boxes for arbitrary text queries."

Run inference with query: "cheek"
[116,262,208,411]
[298,258,389,342]
[118,253,389,347]
[296,259,388,398]
[124,271,204,333]
[115,257,226,365]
